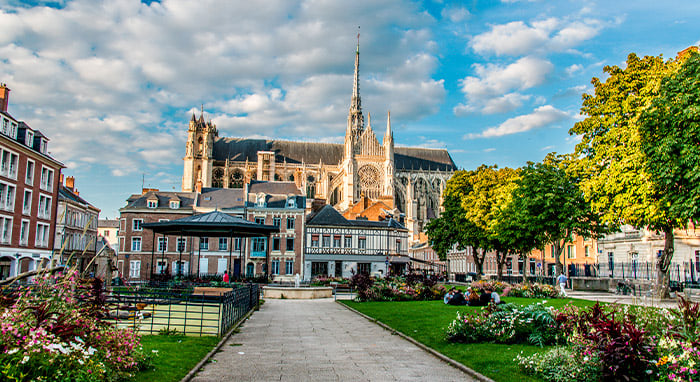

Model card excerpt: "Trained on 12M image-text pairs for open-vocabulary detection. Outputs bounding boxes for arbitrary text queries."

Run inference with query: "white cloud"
[0,0,443,180]
[465,105,569,139]
[565,64,583,76]
[441,6,470,23]
[454,56,552,115]
[483,148,496,152]
[470,16,602,56]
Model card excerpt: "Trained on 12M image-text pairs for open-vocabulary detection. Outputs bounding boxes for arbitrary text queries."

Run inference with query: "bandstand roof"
[142,210,279,237]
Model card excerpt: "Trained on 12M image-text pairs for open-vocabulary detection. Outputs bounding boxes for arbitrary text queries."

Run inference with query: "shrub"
[516,346,601,382]
[446,302,564,346]
[349,272,375,302]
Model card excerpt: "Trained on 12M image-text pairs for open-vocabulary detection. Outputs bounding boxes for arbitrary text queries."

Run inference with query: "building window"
[311,262,328,277]
[251,237,266,256]
[156,259,167,274]
[333,235,341,248]
[169,201,179,209]
[286,238,294,251]
[272,237,280,251]
[0,216,11,244]
[40,166,54,191]
[103,230,109,237]
[357,262,371,275]
[286,197,296,208]
[177,238,187,252]
[129,260,141,278]
[35,222,49,247]
[396,239,401,253]
[273,217,281,227]
[131,237,142,251]
[234,237,241,251]
[322,235,331,247]
[344,236,352,248]
[0,182,15,211]
[255,217,265,225]
[147,200,157,208]
[219,237,228,251]
[25,160,34,185]
[36,194,50,219]
[567,245,575,259]
[132,219,143,231]
[311,234,319,247]
[200,237,209,250]
[256,194,266,207]
[158,237,168,252]
[287,217,295,230]
[358,237,366,249]
[585,246,590,257]
[19,219,29,246]
[285,260,294,275]
[271,260,280,275]
[0,149,18,180]
[25,131,33,147]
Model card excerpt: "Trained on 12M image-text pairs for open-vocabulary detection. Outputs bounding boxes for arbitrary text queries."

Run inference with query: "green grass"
[340,298,597,382]
[134,335,220,382]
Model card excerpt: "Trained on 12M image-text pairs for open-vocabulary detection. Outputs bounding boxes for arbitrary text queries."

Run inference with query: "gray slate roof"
[212,137,456,171]
[142,210,279,237]
[125,191,196,210]
[98,219,119,228]
[306,205,406,230]
[248,180,302,195]
[59,186,99,211]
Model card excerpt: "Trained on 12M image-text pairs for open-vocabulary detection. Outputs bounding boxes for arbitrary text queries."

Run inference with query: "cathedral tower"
[182,108,218,192]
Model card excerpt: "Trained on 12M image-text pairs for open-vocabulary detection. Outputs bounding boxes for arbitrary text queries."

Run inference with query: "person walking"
[557,272,568,296]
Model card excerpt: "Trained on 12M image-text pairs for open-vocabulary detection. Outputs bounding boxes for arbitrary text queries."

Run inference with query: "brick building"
[0,84,64,279]
[116,181,305,282]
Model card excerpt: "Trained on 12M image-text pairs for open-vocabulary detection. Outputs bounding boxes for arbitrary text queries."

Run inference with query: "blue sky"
[0,0,698,218]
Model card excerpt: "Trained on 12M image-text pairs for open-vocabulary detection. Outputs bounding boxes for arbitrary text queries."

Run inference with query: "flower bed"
[470,280,561,299]
[446,296,700,381]
[0,272,151,381]
[349,274,446,302]
[310,276,349,286]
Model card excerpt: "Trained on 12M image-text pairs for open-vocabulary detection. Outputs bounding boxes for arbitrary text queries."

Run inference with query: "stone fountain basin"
[263,286,333,299]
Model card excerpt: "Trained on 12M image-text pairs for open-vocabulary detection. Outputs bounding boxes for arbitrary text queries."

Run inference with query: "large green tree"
[570,52,682,297]
[506,153,608,277]
[426,170,490,279]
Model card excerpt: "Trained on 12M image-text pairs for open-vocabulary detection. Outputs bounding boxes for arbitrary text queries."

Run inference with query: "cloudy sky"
[0,0,698,218]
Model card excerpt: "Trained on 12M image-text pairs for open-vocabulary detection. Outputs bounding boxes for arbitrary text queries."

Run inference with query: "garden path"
[191,298,476,382]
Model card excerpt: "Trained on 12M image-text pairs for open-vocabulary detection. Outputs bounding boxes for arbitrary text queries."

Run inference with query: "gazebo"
[142,210,279,280]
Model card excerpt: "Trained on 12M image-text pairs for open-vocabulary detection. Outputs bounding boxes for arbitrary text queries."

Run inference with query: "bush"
[516,346,601,382]
[446,302,564,346]
[0,272,150,381]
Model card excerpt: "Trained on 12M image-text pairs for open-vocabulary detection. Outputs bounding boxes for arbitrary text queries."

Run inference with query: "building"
[0,84,64,280]
[408,241,447,276]
[55,176,100,273]
[180,40,456,242]
[116,181,305,282]
[98,219,119,254]
[303,205,408,281]
[597,225,700,281]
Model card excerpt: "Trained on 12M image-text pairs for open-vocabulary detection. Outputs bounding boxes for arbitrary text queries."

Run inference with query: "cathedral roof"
[212,137,457,171]
[248,180,302,195]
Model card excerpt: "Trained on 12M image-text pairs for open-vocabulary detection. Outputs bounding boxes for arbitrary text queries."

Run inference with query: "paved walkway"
[566,290,677,309]
[191,299,475,382]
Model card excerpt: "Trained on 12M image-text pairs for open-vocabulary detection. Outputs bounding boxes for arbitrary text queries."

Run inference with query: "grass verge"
[134,335,220,382]
[340,297,597,382]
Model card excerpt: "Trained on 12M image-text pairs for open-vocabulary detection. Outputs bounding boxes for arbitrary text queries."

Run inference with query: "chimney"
[65,176,75,191]
[0,84,9,113]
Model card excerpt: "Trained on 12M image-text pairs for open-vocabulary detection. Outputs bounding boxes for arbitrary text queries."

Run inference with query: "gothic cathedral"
[182,41,456,241]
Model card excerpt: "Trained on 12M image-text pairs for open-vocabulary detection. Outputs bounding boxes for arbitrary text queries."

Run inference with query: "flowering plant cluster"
[470,280,510,294]
[516,298,700,382]
[310,276,349,286]
[504,283,561,299]
[0,272,151,381]
[350,274,446,302]
[446,302,564,346]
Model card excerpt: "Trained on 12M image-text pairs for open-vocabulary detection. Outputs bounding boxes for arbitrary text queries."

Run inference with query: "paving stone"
[191,299,475,382]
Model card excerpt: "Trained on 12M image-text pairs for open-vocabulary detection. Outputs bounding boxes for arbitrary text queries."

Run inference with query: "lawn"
[134,335,220,382]
[340,297,598,382]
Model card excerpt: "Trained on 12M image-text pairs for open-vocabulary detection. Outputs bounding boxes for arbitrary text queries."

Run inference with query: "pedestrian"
[444,288,455,304]
[223,270,230,283]
[557,272,567,296]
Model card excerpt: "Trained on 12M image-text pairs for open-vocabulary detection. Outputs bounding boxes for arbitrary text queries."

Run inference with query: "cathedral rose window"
[358,165,380,190]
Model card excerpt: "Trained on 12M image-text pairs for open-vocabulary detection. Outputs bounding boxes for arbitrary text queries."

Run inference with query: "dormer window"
[40,139,47,154]
[286,196,296,209]
[25,131,33,147]
[256,193,266,208]
[169,200,180,209]
[147,200,157,208]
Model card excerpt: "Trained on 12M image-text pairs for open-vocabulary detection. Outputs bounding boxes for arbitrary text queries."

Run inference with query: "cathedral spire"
[385,111,392,139]
[347,27,364,133]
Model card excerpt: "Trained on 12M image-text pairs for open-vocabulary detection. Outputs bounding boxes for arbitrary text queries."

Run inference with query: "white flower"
[21,356,29,364]
[75,336,84,344]
[86,347,97,356]
[78,359,84,365]
[151,350,159,353]
[7,348,19,355]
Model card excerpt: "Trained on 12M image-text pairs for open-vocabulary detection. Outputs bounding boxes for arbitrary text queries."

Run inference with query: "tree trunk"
[473,247,485,281]
[522,252,529,284]
[496,251,505,281]
[553,240,564,276]
[655,226,675,299]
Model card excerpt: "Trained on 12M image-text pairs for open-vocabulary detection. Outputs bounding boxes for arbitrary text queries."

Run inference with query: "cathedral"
[182,41,456,241]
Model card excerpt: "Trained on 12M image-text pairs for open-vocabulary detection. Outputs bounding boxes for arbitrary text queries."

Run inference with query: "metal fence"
[106,283,259,336]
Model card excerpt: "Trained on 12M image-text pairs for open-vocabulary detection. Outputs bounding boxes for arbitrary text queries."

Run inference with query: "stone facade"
[55,176,100,274]
[181,42,455,242]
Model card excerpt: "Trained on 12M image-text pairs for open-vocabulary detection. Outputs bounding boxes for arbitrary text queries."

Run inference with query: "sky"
[0,0,698,219]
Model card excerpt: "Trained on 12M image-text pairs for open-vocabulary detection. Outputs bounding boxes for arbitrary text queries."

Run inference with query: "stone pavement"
[191,299,476,382]
[566,290,677,309]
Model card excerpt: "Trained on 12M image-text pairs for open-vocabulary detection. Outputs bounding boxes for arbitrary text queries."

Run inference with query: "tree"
[506,153,609,278]
[426,170,490,279]
[639,49,700,295]
[570,52,677,297]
